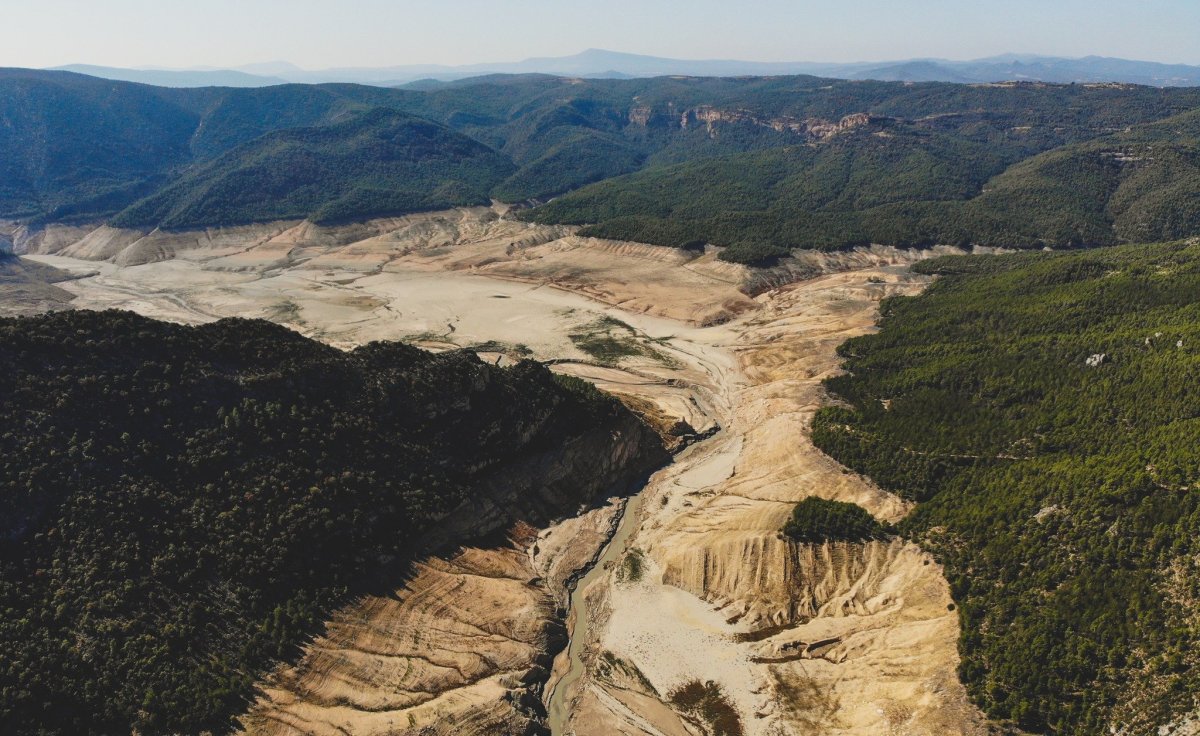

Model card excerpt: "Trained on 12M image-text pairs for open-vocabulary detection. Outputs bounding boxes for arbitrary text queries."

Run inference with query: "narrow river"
[545,482,651,733]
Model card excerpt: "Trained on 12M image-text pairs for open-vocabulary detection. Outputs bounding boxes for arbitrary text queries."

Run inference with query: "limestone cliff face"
[627,105,653,126]
[240,399,667,736]
[677,107,884,140]
[617,99,887,142]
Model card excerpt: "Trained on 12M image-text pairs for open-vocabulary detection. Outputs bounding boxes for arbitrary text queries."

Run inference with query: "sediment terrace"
[554,267,988,736]
[12,207,989,734]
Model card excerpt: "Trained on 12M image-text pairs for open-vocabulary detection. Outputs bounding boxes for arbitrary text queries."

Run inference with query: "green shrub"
[718,241,792,266]
[782,497,887,543]
[812,240,1200,733]
[668,680,743,736]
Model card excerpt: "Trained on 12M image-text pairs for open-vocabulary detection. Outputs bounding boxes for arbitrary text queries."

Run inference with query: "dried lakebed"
[19,213,987,734]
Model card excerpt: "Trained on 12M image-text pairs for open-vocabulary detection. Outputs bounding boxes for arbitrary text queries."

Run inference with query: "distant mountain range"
[53,64,291,88]
[6,66,1200,252]
[50,49,1200,88]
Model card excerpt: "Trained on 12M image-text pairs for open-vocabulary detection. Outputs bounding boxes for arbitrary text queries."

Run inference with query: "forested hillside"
[0,310,665,735]
[810,241,1200,734]
[7,67,1200,247]
[111,109,514,228]
[530,107,1200,251]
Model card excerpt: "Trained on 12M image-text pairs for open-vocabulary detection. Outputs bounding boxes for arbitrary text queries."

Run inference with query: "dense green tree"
[528,110,1200,254]
[0,310,663,735]
[111,109,514,228]
[7,68,1200,233]
[810,241,1200,734]
[782,497,888,543]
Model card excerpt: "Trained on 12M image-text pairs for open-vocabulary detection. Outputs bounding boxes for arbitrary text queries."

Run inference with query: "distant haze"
[3,0,1199,70]
[49,51,1200,89]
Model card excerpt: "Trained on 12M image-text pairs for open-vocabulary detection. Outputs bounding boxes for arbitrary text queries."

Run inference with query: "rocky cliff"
[677,107,883,140]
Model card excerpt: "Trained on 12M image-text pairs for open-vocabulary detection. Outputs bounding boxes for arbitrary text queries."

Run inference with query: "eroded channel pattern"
[553,269,987,736]
[12,210,988,734]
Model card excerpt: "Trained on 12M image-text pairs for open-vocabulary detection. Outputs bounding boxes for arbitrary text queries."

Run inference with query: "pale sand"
[21,212,987,734]
[557,266,988,736]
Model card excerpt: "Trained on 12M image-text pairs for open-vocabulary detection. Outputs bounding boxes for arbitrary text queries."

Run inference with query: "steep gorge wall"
[420,407,667,552]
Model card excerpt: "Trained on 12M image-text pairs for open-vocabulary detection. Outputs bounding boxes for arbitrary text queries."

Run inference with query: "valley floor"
[20,208,987,734]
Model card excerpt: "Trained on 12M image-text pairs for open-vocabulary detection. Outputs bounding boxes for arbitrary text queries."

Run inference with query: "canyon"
[12,207,988,734]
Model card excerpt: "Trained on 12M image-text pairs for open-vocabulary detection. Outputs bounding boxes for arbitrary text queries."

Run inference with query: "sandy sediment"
[241,539,556,736]
[557,267,989,736]
[17,208,988,734]
[17,206,757,326]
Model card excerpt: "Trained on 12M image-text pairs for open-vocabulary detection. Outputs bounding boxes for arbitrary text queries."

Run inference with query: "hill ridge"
[4,68,1200,247]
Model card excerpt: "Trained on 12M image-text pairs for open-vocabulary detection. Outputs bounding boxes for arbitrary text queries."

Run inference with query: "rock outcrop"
[661,536,912,628]
[679,107,886,140]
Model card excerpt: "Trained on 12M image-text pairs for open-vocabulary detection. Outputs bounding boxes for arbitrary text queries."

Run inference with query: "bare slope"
[553,261,986,736]
[0,308,665,735]
[22,212,989,734]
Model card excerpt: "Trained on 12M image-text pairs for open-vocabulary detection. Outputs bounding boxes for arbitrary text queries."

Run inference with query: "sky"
[2,0,1198,70]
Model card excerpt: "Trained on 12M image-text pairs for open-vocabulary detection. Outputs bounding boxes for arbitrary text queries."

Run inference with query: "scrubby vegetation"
[571,333,646,363]
[618,548,646,583]
[0,310,659,735]
[782,497,888,543]
[668,679,744,736]
[569,316,672,366]
[771,671,839,731]
[811,241,1200,734]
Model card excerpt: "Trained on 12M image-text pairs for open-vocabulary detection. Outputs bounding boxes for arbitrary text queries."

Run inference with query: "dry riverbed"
[15,208,988,734]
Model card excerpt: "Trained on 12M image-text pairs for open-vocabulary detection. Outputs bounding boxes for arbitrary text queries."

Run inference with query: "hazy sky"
[3,0,1198,70]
